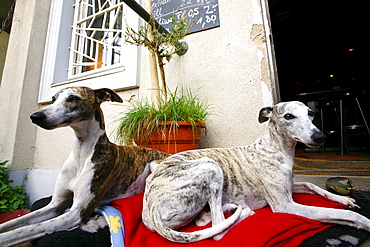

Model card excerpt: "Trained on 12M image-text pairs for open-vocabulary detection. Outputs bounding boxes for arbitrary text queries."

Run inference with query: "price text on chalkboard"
[152,0,220,34]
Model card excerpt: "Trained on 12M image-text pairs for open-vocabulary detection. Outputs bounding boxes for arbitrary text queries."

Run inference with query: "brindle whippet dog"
[143,101,370,243]
[0,87,169,246]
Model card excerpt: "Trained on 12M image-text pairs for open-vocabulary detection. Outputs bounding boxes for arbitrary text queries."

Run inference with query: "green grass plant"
[115,87,211,145]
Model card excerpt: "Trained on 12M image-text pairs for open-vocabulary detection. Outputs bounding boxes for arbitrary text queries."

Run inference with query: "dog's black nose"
[30,112,45,125]
[312,130,327,144]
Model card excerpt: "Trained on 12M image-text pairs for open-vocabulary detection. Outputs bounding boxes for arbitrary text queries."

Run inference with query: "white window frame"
[38,0,141,103]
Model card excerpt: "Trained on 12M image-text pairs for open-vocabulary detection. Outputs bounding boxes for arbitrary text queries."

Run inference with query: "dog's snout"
[312,130,327,144]
[30,111,45,125]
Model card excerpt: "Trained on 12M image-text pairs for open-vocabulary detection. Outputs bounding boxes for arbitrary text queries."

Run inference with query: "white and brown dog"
[0,87,169,246]
[143,101,370,243]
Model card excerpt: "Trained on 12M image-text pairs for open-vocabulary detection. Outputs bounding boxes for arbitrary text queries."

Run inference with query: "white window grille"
[69,0,126,78]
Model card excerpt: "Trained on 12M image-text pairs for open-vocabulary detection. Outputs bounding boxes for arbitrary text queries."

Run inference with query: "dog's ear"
[258,106,273,123]
[94,88,123,103]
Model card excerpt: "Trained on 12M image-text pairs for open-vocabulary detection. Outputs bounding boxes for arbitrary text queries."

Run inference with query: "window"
[69,0,124,77]
[38,0,140,103]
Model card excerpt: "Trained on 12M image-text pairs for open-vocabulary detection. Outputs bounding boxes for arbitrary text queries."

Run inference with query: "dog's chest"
[60,151,95,191]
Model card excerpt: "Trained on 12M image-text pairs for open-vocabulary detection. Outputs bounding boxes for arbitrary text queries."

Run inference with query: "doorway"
[268,0,370,154]
[268,0,369,100]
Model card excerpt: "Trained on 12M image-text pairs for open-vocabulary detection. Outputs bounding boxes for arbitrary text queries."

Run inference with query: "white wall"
[137,0,275,149]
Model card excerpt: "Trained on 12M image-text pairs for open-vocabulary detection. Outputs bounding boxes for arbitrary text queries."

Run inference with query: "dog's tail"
[153,205,243,243]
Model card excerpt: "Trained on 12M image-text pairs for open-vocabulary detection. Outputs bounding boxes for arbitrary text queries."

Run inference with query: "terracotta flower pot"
[135,121,205,154]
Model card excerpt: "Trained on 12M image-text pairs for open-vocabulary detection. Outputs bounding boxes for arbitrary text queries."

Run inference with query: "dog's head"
[30,87,123,130]
[258,101,326,148]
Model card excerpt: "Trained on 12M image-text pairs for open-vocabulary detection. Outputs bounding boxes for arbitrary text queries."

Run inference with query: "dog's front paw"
[332,195,360,209]
[346,197,360,209]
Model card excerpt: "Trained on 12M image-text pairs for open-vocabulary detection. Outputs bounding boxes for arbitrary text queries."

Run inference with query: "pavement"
[294,152,370,188]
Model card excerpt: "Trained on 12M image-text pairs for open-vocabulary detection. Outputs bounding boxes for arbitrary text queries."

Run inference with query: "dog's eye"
[308,110,314,118]
[67,96,81,102]
[284,114,295,120]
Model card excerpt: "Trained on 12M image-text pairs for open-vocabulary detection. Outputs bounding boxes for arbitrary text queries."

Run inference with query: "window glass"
[69,0,125,77]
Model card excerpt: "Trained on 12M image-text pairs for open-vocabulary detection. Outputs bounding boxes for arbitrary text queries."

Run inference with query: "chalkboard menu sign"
[152,0,220,34]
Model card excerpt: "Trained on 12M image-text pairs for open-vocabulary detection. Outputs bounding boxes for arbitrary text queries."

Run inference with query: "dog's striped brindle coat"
[143,101,370,243]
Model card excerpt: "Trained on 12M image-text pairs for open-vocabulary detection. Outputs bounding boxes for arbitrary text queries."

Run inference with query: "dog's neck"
[261,123,297,159]
[70,108,106,157]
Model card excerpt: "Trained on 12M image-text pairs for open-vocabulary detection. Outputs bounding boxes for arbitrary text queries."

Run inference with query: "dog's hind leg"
[212,204,254,240]
[195,203,247,227]
[207,172,253,241]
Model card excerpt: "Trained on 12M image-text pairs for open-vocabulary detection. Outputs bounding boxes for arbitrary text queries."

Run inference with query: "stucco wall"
[0,0,51,170]
[163,0,273,148]
[0,0,277,203]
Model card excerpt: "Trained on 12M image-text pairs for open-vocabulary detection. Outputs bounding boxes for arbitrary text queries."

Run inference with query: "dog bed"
[109,192,370,247]
[32,191,370,247]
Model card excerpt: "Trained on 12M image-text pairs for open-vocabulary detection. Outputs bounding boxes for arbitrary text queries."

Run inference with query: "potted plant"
[115,14,211,153]
[115,87,211,154]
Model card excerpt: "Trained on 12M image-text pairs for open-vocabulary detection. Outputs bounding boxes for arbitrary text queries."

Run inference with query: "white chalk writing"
[151,0,220,34]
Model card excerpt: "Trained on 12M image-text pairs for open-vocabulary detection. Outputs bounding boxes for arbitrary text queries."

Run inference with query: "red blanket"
[111,193,348,247]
